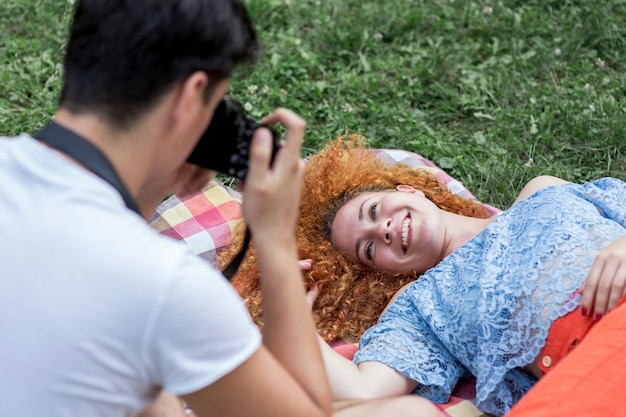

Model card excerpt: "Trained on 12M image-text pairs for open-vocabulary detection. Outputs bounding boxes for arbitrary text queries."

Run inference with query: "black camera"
[186,96,282,180]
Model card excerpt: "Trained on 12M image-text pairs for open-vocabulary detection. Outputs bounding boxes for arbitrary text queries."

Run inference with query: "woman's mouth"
[401,214,411,253]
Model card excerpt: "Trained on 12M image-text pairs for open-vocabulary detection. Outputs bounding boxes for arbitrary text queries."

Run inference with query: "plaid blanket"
[149,180,243,266]
[149,149,500,416]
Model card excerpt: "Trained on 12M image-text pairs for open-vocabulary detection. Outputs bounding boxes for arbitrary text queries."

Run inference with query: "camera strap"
[221,228,251,280]
[35,121,141,215]
[36,120,248,280]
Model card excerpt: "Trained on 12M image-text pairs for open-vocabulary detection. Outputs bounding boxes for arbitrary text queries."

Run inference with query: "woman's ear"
[396,184,425,197]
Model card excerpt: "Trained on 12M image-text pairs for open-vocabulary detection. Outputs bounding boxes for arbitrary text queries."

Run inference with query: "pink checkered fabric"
[369,149,500,216]
[149,180,243,266]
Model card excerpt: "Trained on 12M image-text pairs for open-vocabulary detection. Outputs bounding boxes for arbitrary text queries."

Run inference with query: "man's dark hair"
[60,0,259,128]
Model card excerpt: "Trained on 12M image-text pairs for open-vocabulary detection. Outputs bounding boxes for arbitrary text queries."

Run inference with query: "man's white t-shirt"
[0,134,262,416]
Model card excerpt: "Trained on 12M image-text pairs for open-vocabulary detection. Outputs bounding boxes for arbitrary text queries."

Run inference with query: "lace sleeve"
[578,178,626,228]
[478,369,536,416]
[353,290,467,403]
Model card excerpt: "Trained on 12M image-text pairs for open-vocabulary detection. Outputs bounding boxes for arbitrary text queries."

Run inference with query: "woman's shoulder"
[513,175,570,204]
[513,176,625,206]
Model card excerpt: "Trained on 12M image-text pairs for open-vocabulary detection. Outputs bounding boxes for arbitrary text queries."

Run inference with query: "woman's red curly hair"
[218,135,490,342]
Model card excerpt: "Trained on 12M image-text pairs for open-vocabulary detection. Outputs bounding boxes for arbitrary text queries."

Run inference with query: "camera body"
[186,96,281,180]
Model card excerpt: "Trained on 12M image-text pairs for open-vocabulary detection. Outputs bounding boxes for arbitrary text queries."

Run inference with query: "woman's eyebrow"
[358,199,366,220]
[355,197,369,263]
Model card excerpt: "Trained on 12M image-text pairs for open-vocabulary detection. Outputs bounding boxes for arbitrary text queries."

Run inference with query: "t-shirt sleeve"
[145,253,262,395]
[353,290,466,403]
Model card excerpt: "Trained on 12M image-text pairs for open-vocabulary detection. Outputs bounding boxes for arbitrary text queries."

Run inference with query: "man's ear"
[396,184,425,196]
[171,71,210,132]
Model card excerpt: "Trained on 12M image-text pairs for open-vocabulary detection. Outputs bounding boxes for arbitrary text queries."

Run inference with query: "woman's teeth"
[401,217,410,251]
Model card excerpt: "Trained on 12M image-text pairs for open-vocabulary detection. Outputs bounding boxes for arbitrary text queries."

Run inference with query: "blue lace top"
[353,178,626,416]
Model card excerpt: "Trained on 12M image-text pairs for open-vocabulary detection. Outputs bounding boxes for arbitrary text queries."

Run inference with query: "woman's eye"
[368,203,378,220]
[365,241,374,260]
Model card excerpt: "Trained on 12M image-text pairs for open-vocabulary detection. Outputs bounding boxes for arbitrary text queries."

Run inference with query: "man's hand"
[241,108,306,245]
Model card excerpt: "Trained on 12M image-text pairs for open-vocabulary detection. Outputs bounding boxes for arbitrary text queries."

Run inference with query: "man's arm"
[139,391,190,417]
[245,108,333,413]
[182,108,332,417]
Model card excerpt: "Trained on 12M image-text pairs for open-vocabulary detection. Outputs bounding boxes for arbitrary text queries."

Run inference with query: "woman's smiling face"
[330,185,447,274]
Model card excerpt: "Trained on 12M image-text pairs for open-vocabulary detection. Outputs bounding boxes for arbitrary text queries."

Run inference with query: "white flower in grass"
[247,84,258,94]
[262,85,270,94]
[342,103,354,113]
[529,115,538,135]
[373,33,383,41]
[244,102,253,112]
[554,48,562,56]
[483,6,493,15]
[294,38,302,46]
[595,58,605,68]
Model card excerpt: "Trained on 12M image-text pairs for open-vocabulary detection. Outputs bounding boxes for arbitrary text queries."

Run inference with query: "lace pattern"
[354,178,626,416]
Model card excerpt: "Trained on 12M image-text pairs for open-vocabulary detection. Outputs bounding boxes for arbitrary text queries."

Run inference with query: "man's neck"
[52,108,152,198]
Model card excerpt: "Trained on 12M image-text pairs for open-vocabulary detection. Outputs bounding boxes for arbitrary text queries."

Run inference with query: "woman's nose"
[378,218,392,243]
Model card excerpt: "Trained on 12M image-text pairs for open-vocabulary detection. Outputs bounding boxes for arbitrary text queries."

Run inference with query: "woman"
[321,174,626,416]
[222,136,626,415]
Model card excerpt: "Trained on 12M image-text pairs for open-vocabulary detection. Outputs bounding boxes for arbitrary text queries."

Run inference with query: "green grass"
[1,0,625,209]
[0,1,72,133]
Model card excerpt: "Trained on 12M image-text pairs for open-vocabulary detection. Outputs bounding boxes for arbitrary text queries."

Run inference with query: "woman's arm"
[318,336,418,400]
[516,176,626,319]
[308,283,418,400]
[580,235,626,319]
[513,175,570,204]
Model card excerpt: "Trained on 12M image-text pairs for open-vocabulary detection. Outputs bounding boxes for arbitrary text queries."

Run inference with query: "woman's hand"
[305,283,319,311]
[298,258,313,271]
[581,235,626,319]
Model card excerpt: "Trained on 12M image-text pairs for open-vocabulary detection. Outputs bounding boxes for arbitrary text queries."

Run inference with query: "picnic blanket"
[149,181,243,266]
[149,149,501,416]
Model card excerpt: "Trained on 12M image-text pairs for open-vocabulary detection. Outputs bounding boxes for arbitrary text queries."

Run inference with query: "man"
[0,1,440,416]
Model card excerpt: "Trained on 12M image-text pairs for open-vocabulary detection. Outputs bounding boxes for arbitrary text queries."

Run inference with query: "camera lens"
[186,97,282,180]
